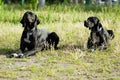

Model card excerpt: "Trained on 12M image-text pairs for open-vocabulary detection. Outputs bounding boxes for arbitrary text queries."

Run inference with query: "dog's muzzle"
[84,21,88,28]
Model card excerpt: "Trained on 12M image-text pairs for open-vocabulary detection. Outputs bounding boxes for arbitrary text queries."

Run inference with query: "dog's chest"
[91,32,100,43]
[24,31,35,43]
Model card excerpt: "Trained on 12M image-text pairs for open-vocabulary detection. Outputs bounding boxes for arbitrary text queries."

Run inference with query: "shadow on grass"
[0,44,86,54]
[59,44,86,51]
[0,48,15,55]
[0,44,86,58]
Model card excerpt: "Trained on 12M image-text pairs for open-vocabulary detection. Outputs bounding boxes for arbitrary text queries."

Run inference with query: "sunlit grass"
[0,4,120,80]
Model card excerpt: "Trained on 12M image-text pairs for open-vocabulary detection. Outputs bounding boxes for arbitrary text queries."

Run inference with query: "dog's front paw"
[90,49,95,52]
[17,53,24,58]
[7,53,24,58]
[8,53,19,58]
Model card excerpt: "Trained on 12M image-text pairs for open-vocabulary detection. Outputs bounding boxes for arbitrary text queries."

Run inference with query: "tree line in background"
[0,0,120,10]
[46,0,84,4]
[2,0,120,5]
[2,0,84,4]
[0,0,87,9]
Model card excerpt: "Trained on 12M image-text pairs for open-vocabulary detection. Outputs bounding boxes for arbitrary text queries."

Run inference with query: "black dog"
[84,16,114,51]
[10,11,59,58]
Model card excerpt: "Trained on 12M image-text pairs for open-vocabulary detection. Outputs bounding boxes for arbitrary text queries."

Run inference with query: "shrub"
[0,0,2,5]
[26,0,38,10]
[46,0,68,4]
[0,0,3,9]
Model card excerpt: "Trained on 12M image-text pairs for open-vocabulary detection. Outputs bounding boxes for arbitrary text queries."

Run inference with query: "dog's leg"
[101,35,108,49]
[9,48,38,58]
[87,37,92,49]
[54,43,58,50]
[20,41,26,53]
[24,49,38,57]
[86,37,94,52]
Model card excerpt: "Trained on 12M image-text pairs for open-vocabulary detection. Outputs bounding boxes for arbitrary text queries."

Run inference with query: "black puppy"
[84,16,114,51]
[10,11,59,58]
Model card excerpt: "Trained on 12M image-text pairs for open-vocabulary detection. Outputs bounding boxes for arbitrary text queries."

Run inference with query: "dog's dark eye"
[29,23,34,28]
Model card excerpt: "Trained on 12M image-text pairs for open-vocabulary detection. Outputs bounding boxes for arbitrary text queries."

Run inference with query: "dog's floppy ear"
[35,15,40,25]
[37,18,40,25]
[20,14,26,27]
[94,17,103,31]
[20,18,23,24]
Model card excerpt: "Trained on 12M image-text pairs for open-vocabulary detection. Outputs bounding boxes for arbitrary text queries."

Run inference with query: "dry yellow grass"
[0,4,120,80]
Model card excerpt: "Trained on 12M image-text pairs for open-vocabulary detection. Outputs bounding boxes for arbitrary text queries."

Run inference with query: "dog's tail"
[107,30,114,39]
[47,32,59,50]
[49,32,59,41]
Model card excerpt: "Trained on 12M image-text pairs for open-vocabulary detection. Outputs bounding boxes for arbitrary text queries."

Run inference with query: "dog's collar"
[24,29,35,43]
[97,27,102,32]
[92,27,102,33]
[24,27,38,43]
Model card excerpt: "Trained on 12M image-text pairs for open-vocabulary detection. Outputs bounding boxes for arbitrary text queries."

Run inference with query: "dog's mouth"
[84,21,88,28]
[27,26,34,31]
[25,22,36,31]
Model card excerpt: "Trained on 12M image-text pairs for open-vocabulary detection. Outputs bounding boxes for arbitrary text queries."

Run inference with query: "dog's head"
[20,11,40,31]
[84,16,102,32]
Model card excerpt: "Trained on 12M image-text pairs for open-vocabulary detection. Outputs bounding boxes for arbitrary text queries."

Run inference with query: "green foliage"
[0,0,3,12]
[46,0,69,4]
[0,0,2,6]
[26,0,38,10]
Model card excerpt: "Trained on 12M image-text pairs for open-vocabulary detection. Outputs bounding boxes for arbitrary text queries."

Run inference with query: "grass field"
[0,4,120,80]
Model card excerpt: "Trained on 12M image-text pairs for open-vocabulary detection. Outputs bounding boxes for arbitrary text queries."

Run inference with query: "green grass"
[0,4,120,80]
